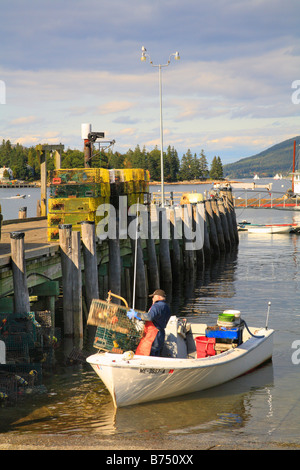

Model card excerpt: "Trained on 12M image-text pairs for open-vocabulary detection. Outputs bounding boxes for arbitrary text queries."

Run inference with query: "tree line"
[0,139,224,181]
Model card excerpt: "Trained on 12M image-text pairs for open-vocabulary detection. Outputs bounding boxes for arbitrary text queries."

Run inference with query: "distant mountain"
[223,136,300,178]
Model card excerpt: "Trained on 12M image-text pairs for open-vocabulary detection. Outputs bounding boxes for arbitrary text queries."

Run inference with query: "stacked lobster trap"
[109,168,150,208]
[47,168,150,242]
[0,311,59,405]
[47,168,110,242]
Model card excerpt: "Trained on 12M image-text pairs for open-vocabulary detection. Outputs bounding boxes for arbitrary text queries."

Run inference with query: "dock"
[0,185,239,402]
[0,188,239,330]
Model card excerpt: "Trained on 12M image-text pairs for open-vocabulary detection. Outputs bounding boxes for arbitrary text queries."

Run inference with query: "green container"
[218,313,235,323]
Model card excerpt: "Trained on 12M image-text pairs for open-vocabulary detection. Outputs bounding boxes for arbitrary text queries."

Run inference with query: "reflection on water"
[0,361,274,437]
[0,243,275,438]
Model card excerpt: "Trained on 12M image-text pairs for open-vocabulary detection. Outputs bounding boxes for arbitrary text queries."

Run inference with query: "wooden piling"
[108,215,122,302]
[59,224,73,336]
[167,207,182,276]
[40,150,47,217]
[197,202,211,262]
[223,197,235,244]
[181,204,193,271]
[10,231,30,314]
[158,207,172,297]
[205,200,220,257]
[81,221,99,310]
[228,199,239,245]
[218,200,231,251]
[36,200,41,217]
[59,224,82,337]
[220,189,239,245]
[129,214,147,310]
[194,203,205,270]
[211,199,226,252]
[71,231,83,339]
[18,207,27,219]
[146,209,160,293]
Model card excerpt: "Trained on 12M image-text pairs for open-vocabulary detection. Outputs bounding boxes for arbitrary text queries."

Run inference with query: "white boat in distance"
[87,317,274,408]
[0,194,26,200]
[238,222,299,234]
[247,224,296,234]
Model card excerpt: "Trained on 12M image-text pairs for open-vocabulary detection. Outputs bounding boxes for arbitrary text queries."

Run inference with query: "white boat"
[238,222,299,234]
[253,174,260,180]
[87,316,274,408]
[247,224,294,234]
[0,194,26,200]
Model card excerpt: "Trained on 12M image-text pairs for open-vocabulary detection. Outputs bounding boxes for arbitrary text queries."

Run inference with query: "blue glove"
[127,309,141,320]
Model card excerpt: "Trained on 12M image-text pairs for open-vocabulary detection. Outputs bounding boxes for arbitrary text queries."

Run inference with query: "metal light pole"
[141,46,180,206]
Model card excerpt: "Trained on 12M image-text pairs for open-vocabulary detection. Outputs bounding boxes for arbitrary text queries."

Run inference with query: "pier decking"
[0,218,49,256]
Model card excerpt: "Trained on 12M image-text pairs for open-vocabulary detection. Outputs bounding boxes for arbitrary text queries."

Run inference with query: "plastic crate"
[205,326,243,342]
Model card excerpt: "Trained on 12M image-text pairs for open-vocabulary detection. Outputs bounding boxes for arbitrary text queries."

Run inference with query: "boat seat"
[162,316,188,358]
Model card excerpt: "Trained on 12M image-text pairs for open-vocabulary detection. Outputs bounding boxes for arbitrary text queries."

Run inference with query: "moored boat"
[247,225,293,234]
[87,311,274,408]
[0,194,26,200]
[238,222,299,233]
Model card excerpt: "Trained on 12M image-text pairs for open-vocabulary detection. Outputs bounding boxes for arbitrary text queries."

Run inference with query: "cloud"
[0,0,299,162]
[10,116,38,125]
[97,101,134,115]
[119,127,136,136]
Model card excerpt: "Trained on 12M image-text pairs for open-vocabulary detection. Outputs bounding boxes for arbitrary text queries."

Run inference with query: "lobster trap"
[87,292,144,354]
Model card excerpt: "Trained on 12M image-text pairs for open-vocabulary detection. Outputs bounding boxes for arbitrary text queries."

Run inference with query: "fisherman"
[127,289,171,356]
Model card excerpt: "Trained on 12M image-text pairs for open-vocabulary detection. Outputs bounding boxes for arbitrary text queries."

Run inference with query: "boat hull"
[87,327,274,407]
[247,226,292,234]
[239,223,297,234]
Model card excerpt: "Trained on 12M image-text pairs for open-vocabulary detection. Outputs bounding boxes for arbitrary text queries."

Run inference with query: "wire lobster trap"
[87,291,144,353]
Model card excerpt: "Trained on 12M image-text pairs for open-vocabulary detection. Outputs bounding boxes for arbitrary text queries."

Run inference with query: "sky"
[0,0,300,165]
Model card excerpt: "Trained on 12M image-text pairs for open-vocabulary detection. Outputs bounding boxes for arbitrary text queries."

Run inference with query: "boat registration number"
[139,368,166,375]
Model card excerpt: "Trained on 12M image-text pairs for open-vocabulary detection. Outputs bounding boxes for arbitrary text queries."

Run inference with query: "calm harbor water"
[1,179,300,446]
[0,177,292,220]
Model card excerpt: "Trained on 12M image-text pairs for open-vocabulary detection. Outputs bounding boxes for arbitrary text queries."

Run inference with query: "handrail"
[233,188,299,210]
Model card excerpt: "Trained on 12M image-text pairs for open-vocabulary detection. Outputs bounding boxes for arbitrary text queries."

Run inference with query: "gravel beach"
[0,431,299,450]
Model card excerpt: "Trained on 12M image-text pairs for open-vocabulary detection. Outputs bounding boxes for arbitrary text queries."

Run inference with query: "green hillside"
[223,136,300,178]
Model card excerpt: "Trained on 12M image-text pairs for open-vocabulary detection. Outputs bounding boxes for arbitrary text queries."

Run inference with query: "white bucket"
[222,309,241,325]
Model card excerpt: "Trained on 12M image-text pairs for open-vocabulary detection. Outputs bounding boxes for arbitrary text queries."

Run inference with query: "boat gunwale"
[86,327,274,371]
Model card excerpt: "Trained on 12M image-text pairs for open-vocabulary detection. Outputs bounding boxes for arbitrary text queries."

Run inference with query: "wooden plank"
[30,280,60,297]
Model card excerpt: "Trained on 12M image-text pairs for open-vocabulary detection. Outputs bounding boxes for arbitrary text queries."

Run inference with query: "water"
[0,177,291,220]
[0,187,44,220]
[1,180,300,446]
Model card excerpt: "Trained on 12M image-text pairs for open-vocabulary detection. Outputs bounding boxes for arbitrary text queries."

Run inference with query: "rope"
[240,320,265,339]
[132,201,139,310]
